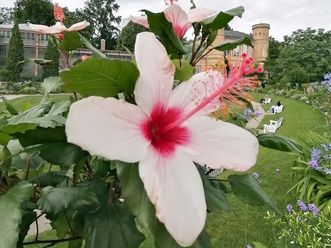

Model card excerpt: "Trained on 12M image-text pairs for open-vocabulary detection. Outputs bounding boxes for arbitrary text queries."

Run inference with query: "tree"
[3,22,24,82]
[42,38,59,79]
[116,21,148,51]
[0,7,14,24]
[78,0,121,50]
[14,0,54,26]
[268,28,331,84]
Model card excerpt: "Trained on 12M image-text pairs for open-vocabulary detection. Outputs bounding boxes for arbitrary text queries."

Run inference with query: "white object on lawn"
[263,117,283,133]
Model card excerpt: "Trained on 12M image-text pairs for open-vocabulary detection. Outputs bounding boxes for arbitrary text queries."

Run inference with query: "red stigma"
[242,53,247,58]
[141,104,190,156]
[54,4,65,23]
[257,67,264,73]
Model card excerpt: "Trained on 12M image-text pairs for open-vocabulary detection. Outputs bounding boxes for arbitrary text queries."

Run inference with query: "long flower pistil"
[164,54,263,132]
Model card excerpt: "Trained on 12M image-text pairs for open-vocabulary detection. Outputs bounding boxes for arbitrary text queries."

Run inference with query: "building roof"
[224,30,250,39]
[0,23,39,32]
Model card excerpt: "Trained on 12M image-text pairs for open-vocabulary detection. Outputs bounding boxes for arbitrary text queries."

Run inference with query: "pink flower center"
[141,104,190,156]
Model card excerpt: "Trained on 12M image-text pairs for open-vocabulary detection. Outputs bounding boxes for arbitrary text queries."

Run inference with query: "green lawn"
[11,93,325,248]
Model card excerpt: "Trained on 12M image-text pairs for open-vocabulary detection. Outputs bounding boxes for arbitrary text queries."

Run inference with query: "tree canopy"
[14,0,54,26]
[116,21,148,52]
[268,28,331,86]
[77,0,121,50]
[0,7,14,24]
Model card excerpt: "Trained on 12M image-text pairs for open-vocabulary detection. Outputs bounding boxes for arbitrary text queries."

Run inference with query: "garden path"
[246,101,266,129]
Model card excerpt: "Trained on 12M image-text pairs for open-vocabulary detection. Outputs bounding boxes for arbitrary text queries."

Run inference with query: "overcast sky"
[1,0,330,41]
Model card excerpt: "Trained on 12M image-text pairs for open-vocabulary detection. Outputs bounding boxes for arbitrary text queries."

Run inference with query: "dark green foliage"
[42,38,59,79]
[268,28,331,85]
[3,22,24,82]
[14,0,54,26]
[0,7,14,24]
[77,0,121,50]
[116,21,148,52]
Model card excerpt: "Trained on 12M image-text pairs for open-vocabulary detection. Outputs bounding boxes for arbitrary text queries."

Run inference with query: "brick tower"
[252,23,270,64]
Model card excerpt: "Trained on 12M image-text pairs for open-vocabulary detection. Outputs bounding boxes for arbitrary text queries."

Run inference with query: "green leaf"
[0,182,33,248]
[17,209,36,248]
[84,202,145,248]
[203,6,244,31]
[69,239,83,248]
[41,77,64,95]
[0,132,11,145]
[116,162,157,232]
[198,167,231,211]
[38,186,99,216]
[228,174,282,215]
[0,96,19,115]
[29,171,67,187]
[51,214,70,238]
[0,146,12,172]
[60,32,82,51]
[14,127,86,169]
[214,36,252,52]
[172,59,194,81]
[79,33,107,58]
[1,123,37,135]
[206,30,218,47]
[143,10,186,57]
[61,58,139,97]
[257,134,303,153]
[154,222,183,248]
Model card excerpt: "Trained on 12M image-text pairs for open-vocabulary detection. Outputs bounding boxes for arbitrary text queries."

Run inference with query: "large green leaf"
[143,10,186,57]
[38,186,99,215]
[7,101,69,129]
[0,96,19,115]
[116,162,157,232]
[0,182,33,248]
[228,174,282,215]
[61,58,139,97]
[173,59,194,81]
[257,134,303,153]
[214,36,252,52]
[198,167,231,211]
[84,202,145,248]
[14,127,86,169]
[60,32,82,51]
[202,6,244,31]
[41,77,64,95]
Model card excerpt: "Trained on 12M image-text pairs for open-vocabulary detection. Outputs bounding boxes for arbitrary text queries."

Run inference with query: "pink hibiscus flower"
[131,4,215,39]
[29,4,89,36]
[65,32,260,246]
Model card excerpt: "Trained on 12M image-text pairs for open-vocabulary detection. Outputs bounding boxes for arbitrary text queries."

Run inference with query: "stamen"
[164,54,263,131]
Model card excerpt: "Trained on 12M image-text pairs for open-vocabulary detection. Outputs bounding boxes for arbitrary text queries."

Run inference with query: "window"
[27,33,30,39]
[31,33,35,40]
[41,34,44,41]
[21,32,25,39]
[7,31,10,38]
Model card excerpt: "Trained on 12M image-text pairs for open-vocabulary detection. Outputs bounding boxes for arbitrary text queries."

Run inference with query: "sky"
[0,0,330,41]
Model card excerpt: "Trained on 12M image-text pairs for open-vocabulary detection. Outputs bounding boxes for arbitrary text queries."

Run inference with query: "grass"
[6,93,325,248]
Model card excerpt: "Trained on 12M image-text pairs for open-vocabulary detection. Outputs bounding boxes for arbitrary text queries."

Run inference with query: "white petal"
[67,21,90,32]
[139,149,206,247]
[134,32,175,114]
[66,96,149,162]
[187,8,216,23]
[28,23,63,34]
[183,116,259,171]
[168,71,224,117]
[130,15,150,29]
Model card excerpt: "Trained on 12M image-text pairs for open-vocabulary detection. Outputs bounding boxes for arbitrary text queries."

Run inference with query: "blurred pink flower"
[131,5,215,39]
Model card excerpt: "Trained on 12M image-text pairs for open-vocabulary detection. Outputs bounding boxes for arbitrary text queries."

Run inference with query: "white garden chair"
[263,117,283,133]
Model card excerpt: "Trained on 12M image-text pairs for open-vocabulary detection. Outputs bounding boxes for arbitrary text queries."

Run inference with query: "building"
[196,23,270,75]
[0,23,49,78]
[0,23,132,79]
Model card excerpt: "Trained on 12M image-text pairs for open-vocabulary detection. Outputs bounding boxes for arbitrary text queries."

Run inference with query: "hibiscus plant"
[0,1,298,248]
